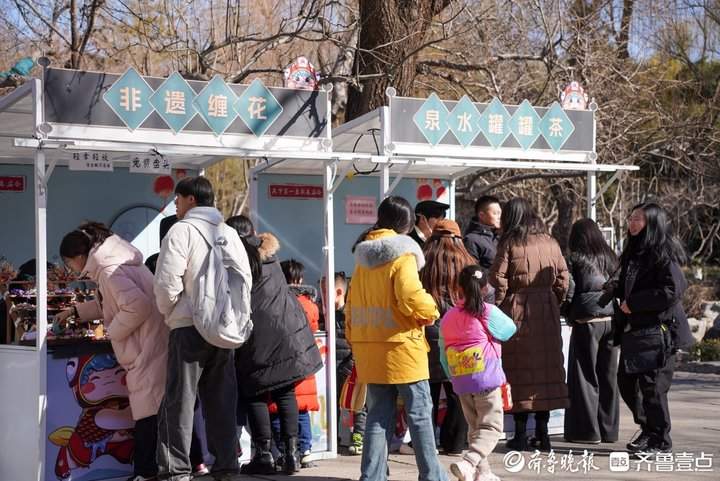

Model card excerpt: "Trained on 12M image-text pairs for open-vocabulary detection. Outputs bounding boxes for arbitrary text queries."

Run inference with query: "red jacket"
[270,294,320,412]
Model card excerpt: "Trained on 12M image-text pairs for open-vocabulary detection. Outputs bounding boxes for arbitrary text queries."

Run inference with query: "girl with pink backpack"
[440,265,517,481]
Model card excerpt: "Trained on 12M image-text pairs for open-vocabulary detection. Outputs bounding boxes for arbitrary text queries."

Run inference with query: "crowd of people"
[52,176,692,481]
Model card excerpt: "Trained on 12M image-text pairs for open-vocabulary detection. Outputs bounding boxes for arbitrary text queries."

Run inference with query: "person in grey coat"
[562,219,620,444]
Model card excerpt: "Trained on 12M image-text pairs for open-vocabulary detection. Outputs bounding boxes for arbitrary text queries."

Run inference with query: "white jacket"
[153,206,251,330]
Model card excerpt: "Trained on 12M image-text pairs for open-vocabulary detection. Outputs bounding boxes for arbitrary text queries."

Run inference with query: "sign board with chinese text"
[68,152,114,171]
[129,154,172,174]
[0,175,25,192]
[43,68,329,151]
[345,196,376,224]
[268,184,323,199]
[390,94,594,161]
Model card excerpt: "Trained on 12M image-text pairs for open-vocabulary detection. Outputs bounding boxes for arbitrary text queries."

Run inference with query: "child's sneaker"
[475,461,501,481]
[348,432,364,455]
[300,450,317,468]
[450,460,475,481]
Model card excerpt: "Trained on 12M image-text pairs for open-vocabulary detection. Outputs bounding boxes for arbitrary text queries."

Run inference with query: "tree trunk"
[618,0,635,59]
[345,0,451,120]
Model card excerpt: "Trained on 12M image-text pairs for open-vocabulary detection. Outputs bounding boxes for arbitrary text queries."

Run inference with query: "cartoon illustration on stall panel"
[49,354,134,480]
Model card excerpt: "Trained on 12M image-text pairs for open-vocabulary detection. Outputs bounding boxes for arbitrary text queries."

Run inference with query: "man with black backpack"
[154,176,252,481]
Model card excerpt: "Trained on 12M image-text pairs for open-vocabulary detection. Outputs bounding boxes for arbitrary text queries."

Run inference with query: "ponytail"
[458,265,489,319]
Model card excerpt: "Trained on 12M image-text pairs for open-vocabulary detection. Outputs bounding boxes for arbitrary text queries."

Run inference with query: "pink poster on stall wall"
[346,196,377,224]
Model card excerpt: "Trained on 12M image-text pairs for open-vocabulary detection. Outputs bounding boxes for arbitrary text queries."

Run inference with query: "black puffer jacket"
[613,252,693,349]
[335,308,353,377]
[463,218,498,269]
[564,254,615,322]
[235,233,323,397]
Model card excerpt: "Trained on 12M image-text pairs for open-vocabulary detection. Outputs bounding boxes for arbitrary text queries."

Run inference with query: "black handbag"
[621,324,670,374]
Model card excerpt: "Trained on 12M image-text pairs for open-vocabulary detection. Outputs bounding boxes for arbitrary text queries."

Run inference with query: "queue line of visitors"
[51,175,692,481]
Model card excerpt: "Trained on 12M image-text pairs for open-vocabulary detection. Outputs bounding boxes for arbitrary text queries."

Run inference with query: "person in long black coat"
[227,217,323,475]
[611,203,692,454]
[562,219,620,445]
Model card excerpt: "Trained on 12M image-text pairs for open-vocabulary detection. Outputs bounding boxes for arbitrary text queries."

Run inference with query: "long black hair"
[59,222,113,259]
[620,202,687,267]
[226,215,262,283]
[458,265,489,319]
[568,218,618,277]
[352,196,415,251]
[499,197,547,247]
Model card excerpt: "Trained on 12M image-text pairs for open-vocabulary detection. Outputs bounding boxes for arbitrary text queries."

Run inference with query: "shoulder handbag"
[621,324,670,374]
[339,365,367,412]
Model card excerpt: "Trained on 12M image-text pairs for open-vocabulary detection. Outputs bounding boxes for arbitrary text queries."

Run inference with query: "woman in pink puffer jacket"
[56,222,169,481]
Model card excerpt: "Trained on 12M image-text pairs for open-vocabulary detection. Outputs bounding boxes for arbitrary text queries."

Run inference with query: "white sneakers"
[450,460,476,481]
[450,459,501,481]
[475,460,501,481]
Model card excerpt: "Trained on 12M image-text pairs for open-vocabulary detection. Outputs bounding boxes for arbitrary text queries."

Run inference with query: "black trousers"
[564,321,620,442]
[133,415,158,477]
[513,411,549,433]
[246,384,299,442]
[157,327,239,480]
[617,352,675,449]
[190,399,206,467]
[430,381,468,453]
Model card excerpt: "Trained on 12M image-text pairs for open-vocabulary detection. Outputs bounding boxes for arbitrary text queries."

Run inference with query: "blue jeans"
[298,411,312,453]
[271,411,313,453]
[360,381,448,481]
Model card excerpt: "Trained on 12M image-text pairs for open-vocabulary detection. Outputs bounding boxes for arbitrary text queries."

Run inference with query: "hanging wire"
[351,128,381,175]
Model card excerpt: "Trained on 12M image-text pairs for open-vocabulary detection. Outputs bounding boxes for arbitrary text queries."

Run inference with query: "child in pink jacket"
[440,266,516,481]
[56,222,169,481]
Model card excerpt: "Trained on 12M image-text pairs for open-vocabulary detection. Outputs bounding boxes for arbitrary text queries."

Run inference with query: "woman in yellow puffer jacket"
[347,196,448,481]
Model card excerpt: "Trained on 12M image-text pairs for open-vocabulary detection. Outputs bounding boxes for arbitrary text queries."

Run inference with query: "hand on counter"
[52,309,73,334]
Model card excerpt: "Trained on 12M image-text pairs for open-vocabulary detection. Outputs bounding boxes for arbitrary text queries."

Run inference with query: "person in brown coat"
[489,198,570,452]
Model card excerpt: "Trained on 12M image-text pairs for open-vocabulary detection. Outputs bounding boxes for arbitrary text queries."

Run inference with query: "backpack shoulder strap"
[179,218,215,248]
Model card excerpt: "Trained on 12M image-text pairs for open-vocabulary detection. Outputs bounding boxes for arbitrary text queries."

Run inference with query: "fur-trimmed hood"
[354,229,425,270]
[257,232,280,262]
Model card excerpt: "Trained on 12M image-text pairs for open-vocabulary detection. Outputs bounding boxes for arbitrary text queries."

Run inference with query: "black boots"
[280,437,300,474]
[529,411,552,451]
[240,439,275,475]
[507,412,552,451]
[506,413,528,451]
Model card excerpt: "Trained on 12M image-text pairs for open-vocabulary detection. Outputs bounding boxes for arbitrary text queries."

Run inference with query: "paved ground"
[210,371,720,481]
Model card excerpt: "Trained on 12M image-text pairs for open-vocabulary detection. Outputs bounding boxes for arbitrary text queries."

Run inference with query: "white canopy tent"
[0,68,368,480]
[254,88,638,222]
